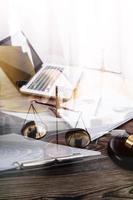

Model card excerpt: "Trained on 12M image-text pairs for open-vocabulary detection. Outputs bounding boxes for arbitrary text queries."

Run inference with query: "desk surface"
[0,121,133,200]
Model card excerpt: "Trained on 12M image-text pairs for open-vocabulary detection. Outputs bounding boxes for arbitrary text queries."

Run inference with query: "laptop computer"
[0,31,82,100]
[20,64,82,100]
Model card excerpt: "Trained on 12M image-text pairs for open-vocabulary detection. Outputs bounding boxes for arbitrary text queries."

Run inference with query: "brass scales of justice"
[21,86,60,142]
[21,86,91,148]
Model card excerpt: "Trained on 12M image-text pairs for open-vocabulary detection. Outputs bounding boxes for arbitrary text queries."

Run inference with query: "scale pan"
[21,120,47,139]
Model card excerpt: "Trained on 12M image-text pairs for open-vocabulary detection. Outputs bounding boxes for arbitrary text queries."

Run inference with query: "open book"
[0,134,101,171]
[58,96,133,141]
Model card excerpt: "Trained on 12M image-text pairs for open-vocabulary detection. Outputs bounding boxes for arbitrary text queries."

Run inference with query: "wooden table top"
[0,119,133,200]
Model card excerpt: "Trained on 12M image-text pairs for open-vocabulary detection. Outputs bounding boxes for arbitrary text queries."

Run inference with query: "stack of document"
[0,46,35,86]
[0,134,101,172]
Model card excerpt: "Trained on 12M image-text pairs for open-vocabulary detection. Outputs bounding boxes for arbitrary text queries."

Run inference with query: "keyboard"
[25,66,64,92]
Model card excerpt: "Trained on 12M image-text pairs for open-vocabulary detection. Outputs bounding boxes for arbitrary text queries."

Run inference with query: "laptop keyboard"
[28,66,64,92]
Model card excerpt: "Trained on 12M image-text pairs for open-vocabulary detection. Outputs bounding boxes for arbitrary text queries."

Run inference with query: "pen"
[94,97,102,116]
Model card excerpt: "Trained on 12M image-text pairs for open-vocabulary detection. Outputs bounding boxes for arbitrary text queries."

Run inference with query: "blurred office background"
[1,0,133,100]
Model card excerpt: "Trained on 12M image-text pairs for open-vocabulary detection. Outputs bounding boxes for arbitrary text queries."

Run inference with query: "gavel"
[108,133,133,170]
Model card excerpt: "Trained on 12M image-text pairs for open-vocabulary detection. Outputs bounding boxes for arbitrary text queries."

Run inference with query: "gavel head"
[108,134,133,170]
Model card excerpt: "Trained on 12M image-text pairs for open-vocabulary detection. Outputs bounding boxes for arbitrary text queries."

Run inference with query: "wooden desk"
[0,120,133,200]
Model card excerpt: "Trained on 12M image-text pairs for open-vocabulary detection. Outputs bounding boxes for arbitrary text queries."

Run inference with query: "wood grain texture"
[0,121,133,200]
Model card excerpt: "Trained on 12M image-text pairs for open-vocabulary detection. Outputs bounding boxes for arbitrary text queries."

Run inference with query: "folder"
[0,133,101,172]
